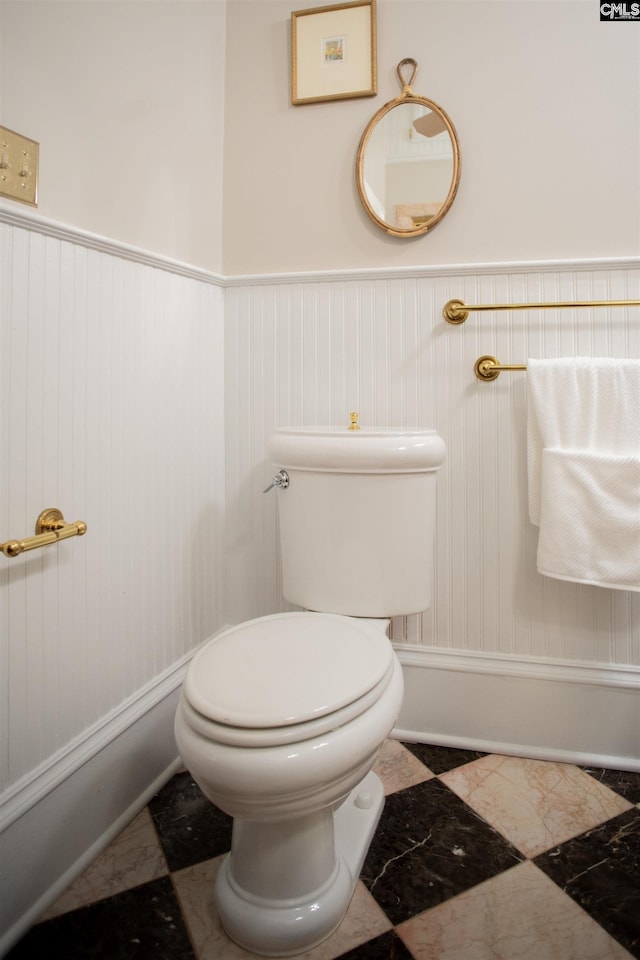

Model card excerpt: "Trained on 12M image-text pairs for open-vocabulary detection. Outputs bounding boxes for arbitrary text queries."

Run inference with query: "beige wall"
[0,0,227,272]
[223,0,640,275]
[1,1,638,274]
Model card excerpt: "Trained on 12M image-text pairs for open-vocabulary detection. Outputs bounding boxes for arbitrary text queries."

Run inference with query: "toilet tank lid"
[269,427,446,472]
[184,612,393,729]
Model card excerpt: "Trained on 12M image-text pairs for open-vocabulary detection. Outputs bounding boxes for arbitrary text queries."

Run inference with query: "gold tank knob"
[348,412,360,431]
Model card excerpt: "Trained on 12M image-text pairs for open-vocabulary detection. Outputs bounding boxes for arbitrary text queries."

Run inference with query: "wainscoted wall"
[1,208,638,952]
[224,262,640,763]
[0,211,226,951]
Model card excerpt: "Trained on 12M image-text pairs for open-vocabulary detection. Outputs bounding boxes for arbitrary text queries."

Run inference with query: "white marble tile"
[440,754,633,857]
[398,861,634,960]
[39,809,168,920]
[173,856,392,960]
[373,739,435,795]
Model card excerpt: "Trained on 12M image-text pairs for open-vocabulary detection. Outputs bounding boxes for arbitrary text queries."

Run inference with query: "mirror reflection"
[356,59,460,237]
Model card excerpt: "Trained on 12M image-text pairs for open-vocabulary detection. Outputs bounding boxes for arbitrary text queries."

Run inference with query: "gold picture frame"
[291,0,377,106]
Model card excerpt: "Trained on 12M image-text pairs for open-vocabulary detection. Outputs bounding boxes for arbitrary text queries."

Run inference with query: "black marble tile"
[536,807,640,959]
[334,929,415,959]
[360,778,523,925]
[5,877,196,960]
[581,766,640,804]
[401,741,487,775]
[148,771,232,872]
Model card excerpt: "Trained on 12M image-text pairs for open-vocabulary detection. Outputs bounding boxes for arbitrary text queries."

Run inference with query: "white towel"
[527,358,640,591]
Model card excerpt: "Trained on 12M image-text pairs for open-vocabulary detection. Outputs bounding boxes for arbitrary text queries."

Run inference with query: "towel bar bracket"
[474,356,528,381]
[443,299,469,324]
[475,356,501,381]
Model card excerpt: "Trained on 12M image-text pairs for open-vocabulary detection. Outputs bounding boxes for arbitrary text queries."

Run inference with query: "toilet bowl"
[175,612,404,956]
[175,425,446,956]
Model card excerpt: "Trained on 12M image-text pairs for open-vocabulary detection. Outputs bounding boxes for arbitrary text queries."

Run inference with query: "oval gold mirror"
[356,59,461,238]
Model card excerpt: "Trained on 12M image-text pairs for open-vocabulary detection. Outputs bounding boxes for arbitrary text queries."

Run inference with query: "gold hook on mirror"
[396,57,418,95]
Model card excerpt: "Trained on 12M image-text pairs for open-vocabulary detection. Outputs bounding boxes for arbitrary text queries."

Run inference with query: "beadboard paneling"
[0,223,227,795]
[2,217,638,812]
[224,266,640,666]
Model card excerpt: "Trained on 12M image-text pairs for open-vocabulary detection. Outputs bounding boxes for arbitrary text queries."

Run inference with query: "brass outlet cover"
[0,125,39,206]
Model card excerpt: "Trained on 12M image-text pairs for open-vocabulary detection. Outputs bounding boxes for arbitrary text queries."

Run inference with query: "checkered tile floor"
[6,741,640,959]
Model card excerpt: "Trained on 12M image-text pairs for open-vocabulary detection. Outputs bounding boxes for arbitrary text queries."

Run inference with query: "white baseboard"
[0,677,186,957]
[394,647,640,772]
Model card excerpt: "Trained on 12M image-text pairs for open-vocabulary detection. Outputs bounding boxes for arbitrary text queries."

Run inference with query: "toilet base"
[215,771,385,957]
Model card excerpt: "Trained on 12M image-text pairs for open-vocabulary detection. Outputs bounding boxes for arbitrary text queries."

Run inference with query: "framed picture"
[291,0,377,105]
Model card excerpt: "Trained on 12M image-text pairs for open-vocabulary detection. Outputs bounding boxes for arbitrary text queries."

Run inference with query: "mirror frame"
[356,76,461,238]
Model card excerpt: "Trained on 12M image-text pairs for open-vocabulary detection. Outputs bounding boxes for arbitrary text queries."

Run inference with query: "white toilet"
[174,426,446,956]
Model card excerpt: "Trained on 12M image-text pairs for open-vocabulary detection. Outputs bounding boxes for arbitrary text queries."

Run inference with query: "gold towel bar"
[474,356,527,381]
[1,508,87,558]
[444,298,640,324]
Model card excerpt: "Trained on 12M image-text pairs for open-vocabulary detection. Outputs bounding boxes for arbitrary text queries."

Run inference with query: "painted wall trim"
[223,257,640,286]
[392,726,640,775]
[395,648,640,772]
[0,653,191,833]
[2,202,638,287]
[395,645,640,690]
[0,203,225,287]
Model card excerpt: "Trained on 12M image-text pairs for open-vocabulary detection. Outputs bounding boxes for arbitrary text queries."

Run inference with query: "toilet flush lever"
[263,470,289,493]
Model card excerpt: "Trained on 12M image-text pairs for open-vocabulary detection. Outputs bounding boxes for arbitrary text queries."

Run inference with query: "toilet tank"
[268,427,446,618]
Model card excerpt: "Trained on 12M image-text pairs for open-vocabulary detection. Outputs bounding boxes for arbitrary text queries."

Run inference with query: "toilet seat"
[182,612,394,749]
